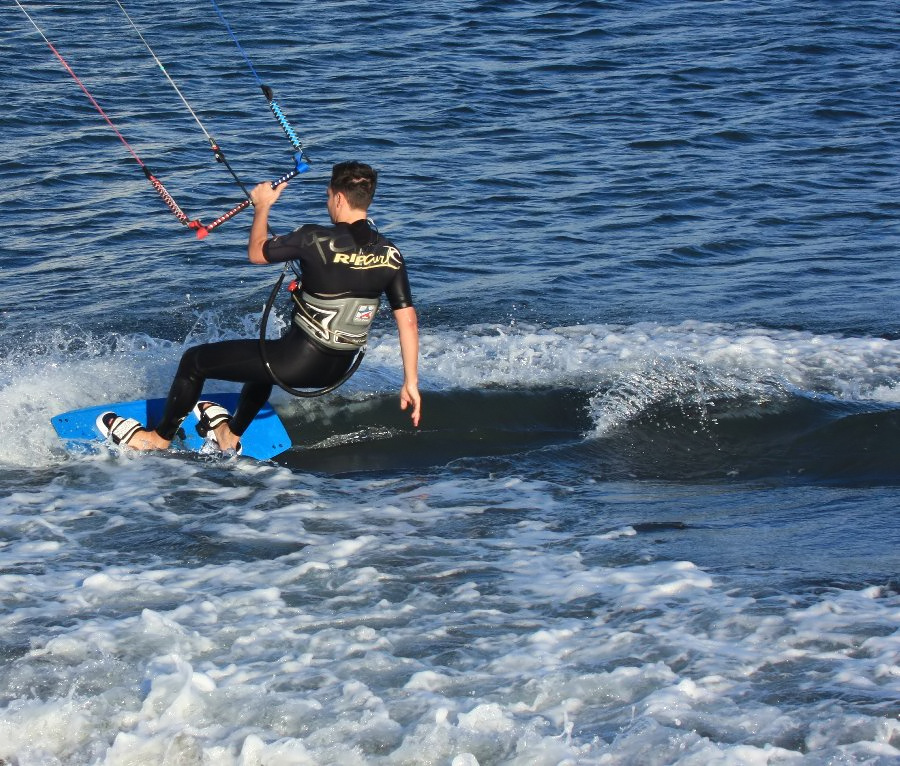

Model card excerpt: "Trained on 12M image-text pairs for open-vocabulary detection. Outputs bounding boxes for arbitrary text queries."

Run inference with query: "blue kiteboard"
[51,393,291,461]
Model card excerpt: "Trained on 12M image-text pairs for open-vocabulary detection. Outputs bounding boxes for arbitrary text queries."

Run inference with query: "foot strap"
[96,412,143,447]
[194,402,231,438]
[192,401,242,455]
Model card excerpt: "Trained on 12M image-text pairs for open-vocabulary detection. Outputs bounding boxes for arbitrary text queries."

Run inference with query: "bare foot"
[124,428,172,451]
[98,413,172,452]
[209,421,241,452]
[195,402,241,453]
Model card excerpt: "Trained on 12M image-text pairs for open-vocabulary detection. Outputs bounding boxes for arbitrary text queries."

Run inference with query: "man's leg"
[119,329,354,451]
[231,381,274,436]
[157,339,280,449]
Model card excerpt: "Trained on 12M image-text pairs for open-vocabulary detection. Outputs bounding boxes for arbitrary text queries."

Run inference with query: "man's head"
[329,161,378,211]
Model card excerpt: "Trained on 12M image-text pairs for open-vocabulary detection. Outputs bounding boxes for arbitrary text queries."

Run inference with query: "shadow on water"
[277,388,900,487]
[278,388,592,475]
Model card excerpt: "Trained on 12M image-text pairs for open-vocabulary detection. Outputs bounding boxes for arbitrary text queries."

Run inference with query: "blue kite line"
[208,0,308,158]
[209,0,263,87]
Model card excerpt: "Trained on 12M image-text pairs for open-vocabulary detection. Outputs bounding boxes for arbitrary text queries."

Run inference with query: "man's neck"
[335,209,368,225]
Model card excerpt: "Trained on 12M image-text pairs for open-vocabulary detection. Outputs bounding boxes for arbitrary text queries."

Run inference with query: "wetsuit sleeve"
[385,261,414,310]
[262,224,319,264]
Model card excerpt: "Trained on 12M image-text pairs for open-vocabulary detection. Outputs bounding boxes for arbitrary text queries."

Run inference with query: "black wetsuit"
[154,219,413,439]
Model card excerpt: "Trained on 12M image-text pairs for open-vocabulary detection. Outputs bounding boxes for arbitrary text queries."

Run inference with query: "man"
[99,161,421,452]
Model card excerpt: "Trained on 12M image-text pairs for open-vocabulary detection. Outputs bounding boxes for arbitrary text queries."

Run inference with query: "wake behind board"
[51,393,291,461]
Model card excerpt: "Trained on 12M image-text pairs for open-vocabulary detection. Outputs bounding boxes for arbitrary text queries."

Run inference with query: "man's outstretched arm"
[394,306,421,427]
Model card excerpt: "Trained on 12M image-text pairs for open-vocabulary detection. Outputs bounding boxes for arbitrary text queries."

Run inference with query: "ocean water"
[1,0,898,764]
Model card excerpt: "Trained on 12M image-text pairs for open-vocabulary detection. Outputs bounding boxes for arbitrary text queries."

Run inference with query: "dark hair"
[330,161,378,210]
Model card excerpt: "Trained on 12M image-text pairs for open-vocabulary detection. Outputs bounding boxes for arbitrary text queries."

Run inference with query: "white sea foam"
[381,321,900,395]
[0,463,898,764]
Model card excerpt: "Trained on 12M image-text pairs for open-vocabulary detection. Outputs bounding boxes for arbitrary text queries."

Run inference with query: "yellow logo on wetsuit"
[333,246,402,270]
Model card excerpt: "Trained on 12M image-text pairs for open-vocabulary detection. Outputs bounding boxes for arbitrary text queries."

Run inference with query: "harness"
[290,289,380,352]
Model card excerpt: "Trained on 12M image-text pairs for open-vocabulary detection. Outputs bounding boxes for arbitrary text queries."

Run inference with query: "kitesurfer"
[98,161,421,453]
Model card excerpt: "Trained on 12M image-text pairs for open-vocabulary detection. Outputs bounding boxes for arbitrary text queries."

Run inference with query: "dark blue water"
[1,1,898,764]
